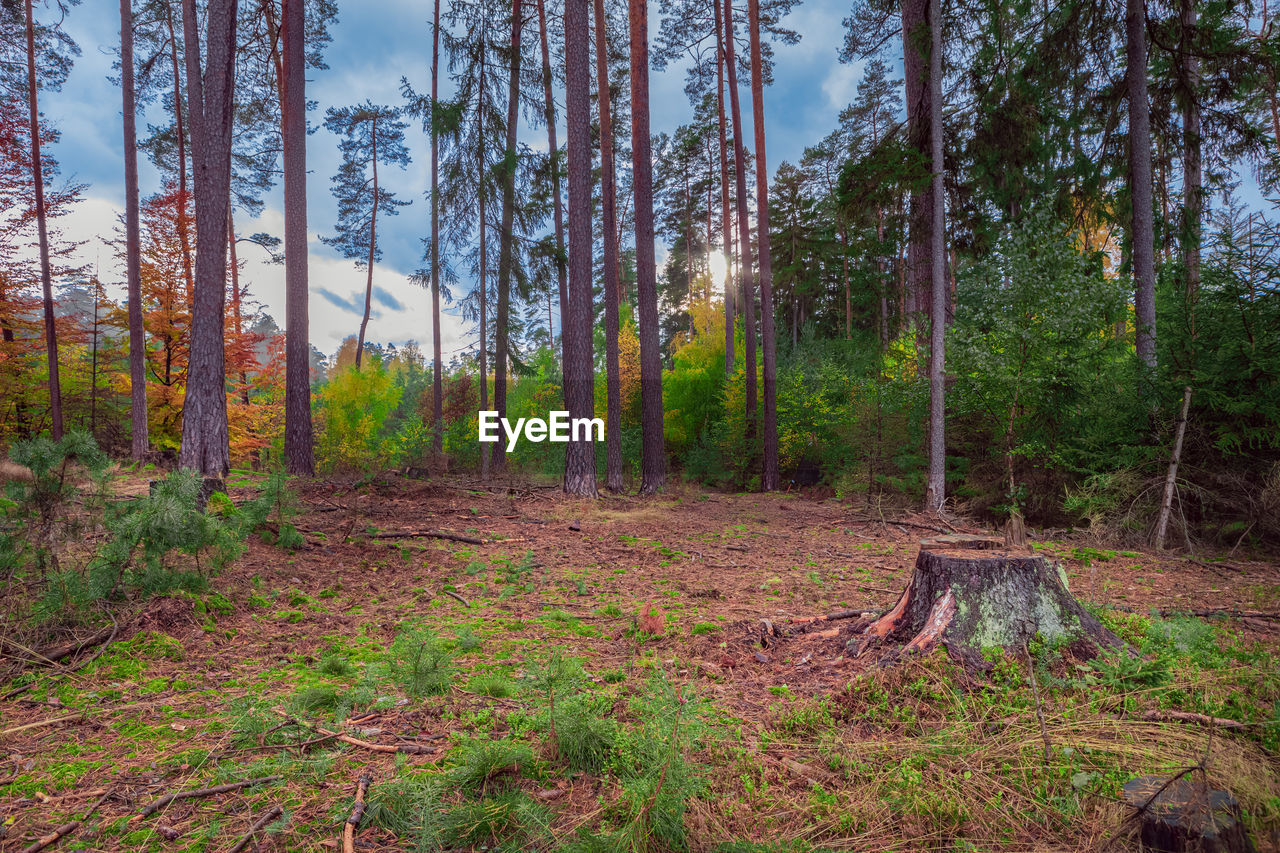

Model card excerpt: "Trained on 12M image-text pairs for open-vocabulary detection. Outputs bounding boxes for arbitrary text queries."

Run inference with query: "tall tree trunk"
[747,0,777,490]
[494,0,524,476]
[282,0,314,475]
[630,0,664,494]
[121,0,149,459]
[25,0,63,440]
[537,0,569,359]
[228,207,250,407]
[723,0,757,436]
[595,0,624,493]
[430,0,444,459]
[902,0,931,322]
[924,0,946,513]
[1155,0,1202,550]
[477,43,491,480]
[1126,0,1157,373]
[355,122,379,370]
[164,4,196,299]
[179,0,237,477]
[714,2,734,375]
[564,0,598,496]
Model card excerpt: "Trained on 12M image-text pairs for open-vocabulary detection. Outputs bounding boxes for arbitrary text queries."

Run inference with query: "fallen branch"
[272,711,439,755]
[133,776,282,821]
[342,773,372,853]
[790,609,880,626]
[1,713,85,737]
[441,590,470,607]
[21,790,112,853]
[35,626,115,666]
[1139,710,1248,731]
[374,530,484,545]
[225,805,284,853]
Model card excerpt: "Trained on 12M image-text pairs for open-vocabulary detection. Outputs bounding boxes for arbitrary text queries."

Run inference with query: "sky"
[39,0,871,361]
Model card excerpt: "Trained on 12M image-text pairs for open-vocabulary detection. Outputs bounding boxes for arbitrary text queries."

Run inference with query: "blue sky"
[43,0,872,357]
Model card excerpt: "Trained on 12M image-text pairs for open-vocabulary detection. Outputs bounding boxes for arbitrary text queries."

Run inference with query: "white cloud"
[55,195,473,363]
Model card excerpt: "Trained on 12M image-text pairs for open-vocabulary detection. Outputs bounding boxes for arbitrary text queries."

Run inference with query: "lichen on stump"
[854,534,1122,667]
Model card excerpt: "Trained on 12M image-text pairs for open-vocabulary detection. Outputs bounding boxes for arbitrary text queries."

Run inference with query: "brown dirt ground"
[2,475,1278,851]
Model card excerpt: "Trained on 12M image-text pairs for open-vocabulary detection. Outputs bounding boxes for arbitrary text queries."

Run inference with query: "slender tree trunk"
[164,5,196,299]
[629,0,664,494]
[430,0,444,459]
[178,0,237,478]
[356,122,379,370]
[537,0,569,358]
[494,0,524,476]
[924,0,946,514]
[282,0,314,475]
[564,0,598,496]
[723,0,757,436]
[1155,0,1202,550]
[595,0,624,493]
[121,0,148,459]
[1126,0,1157,373]
[228,207,250,407]
[477,45,491,480]
[25,0,63,440]
[747,0,778,490]
[714,7,734,375]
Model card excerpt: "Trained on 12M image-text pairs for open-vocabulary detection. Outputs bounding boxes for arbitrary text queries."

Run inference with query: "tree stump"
[1123,776,1255,853]
[853,534,1122,667]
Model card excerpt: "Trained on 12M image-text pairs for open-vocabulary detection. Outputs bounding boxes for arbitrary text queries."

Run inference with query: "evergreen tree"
[321,102,411,369]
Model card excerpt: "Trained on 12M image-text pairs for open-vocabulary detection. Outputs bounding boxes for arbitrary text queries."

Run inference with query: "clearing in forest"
[3,473,1279,851]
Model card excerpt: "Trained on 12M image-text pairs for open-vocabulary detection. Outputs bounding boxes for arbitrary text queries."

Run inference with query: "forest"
[1,0,1279,850]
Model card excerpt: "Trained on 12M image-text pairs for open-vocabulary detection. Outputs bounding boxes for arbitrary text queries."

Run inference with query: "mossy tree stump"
[1123,776,1255,853]
[854,534,1122,667]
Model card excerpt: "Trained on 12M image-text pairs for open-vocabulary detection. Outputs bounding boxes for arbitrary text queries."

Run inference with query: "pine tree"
[321,102,411,369]
[564,0,599,496]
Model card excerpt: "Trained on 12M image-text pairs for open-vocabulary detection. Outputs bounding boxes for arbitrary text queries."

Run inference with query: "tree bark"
[282,0,314,475]
[1126,0,1157,373]
[723,0,757,437]
[901,0,932,322]
[631,0,665,495]
[25,0,63,441]
[178,0,237,478]
[121,0,149,460]
[855,535,1123,667]
[564,0,598,496]
[924,0,946,514]
[714,7,734,376]
[747,0,778,492]
[494,0,524,476]
[537,0,568,357]
[430,0,444,460]
[595,0,624,493]
[355,120,379,370]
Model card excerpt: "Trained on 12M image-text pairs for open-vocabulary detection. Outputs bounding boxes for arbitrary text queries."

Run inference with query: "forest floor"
[3,472,1280,852]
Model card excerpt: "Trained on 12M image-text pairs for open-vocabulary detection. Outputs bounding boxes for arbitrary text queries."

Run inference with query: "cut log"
[1123,776,1255,853]
[853,535,1122,667]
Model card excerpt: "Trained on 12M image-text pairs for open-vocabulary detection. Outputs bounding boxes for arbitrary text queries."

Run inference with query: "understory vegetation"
[4,543,1277,851]
[0,432,301,632]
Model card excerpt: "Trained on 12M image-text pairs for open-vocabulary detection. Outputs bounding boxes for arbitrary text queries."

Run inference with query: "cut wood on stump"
[1123,776,1254,853]
[853,535,1122,668]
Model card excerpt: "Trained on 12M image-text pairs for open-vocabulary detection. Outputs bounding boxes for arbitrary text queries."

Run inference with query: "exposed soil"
[2,474,1278,851]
